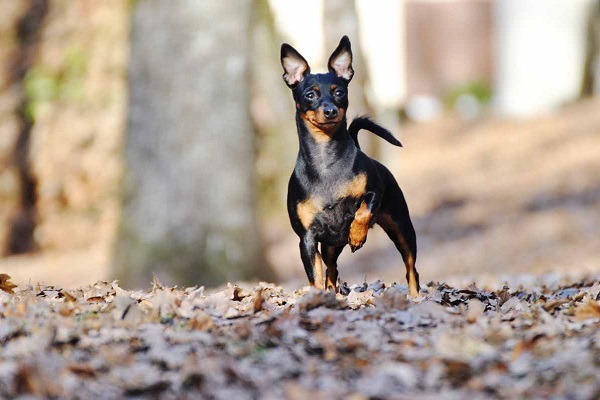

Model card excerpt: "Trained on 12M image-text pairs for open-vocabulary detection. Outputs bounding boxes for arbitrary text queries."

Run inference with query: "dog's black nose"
[324,107,338,120]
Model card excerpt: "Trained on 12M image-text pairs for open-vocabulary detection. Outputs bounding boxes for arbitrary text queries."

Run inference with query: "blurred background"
[0,0,598,289]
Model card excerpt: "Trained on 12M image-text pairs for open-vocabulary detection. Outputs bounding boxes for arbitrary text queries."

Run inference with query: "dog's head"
[280,36,354,138]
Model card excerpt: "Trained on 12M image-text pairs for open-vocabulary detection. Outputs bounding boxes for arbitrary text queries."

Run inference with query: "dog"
[280,36,420,297]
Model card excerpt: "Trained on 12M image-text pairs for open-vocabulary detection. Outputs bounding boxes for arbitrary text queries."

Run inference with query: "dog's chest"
[318,172,366,202]
[312,195,360,245]
[299,173,368,245]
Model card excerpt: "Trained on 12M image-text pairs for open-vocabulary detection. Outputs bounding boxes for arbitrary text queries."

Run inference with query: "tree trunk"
[580,1,600,97]
[115,0,271,288]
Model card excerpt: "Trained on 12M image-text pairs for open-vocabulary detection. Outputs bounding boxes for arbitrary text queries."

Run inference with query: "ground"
[1,274,599,399]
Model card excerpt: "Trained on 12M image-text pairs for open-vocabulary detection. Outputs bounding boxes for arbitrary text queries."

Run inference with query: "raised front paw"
[349,220,368,252]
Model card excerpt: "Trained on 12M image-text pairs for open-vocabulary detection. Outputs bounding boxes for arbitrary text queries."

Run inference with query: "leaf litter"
[0,274,599,399]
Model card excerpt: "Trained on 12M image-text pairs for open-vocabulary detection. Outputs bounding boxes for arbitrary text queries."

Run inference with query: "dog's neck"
[294,113,357,179]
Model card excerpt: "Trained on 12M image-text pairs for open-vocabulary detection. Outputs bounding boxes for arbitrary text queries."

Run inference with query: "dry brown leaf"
[443,359,472,387]
[232,286,245,301]
[59,306,75,317]
[296,289,341,312]
[573,299,600,321]
[347,289,374,309]
[253,288,264,313]
[338,336,363,353]
[86,296,105,303]
[60,291,77,303]
[151,273,164,292]
[0,274,17,294]
[542,298,569,313]
[189,314,214,331]
[67,363,96,378]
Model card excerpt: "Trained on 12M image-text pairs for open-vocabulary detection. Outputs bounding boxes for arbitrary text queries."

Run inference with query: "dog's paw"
[349,220,368,252]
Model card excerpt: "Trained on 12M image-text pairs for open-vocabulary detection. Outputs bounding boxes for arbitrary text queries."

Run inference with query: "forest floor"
[1,274,599,399]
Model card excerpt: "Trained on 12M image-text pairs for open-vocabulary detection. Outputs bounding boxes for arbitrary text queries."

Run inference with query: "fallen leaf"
[0,274,17,294]
[296,289,341,312]
[443,359,472,387]
[253,289,264,313]
[151,273,164,292]
[189,313,214,331]
[542,298,569,313]
[86,296,105,303]
[232,286,245,301]
[573,299,600,321]
[67,363,96,378]
[347,289,374,309]
[60,291,77,303]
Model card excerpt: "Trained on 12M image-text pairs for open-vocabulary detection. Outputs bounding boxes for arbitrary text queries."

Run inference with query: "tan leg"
[376,213,420,297]
[405,253,419,297]
[312,252,325,289]
[349,201,372,252]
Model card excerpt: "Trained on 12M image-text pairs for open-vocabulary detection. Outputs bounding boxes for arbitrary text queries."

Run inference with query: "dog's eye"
[334,89,345,97]
[304,91,316,100]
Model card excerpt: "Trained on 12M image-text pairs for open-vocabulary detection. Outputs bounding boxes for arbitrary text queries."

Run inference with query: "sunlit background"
[0,0,598,289]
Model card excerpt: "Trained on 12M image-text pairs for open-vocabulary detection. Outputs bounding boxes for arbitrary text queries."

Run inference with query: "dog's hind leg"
[376,211,420,297]
[321,244,344,291]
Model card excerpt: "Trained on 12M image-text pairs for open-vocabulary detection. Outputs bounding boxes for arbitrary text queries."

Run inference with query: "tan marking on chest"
[337,173,367,199]
[297,197,323,229]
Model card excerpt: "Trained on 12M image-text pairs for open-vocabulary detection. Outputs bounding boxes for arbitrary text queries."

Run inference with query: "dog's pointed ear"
[328,35,353,83]
[281,43,310,88]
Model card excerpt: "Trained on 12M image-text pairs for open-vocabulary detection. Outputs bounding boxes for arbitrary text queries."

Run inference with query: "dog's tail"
[348,116,402,149]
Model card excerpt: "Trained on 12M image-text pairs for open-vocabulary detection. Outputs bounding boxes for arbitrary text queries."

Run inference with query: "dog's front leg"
[349,191,377,252]
[299,231,325,289]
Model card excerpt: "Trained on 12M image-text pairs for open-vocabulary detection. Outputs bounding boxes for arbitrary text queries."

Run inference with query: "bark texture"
[116,0,270,288]
[0,1,27,254]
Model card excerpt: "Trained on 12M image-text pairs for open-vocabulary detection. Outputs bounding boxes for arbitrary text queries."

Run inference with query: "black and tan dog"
[281,36,420,297]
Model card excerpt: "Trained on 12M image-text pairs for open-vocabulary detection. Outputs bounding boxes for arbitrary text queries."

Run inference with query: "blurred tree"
[581,0,600,97]
[115,0,272,288]
[251,0,297,221]
[3,0,48,255]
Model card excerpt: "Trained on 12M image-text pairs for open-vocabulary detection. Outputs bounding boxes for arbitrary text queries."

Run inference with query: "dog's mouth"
[307,118,342,133]
[300,108,346,142]
[314,121,338,126]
